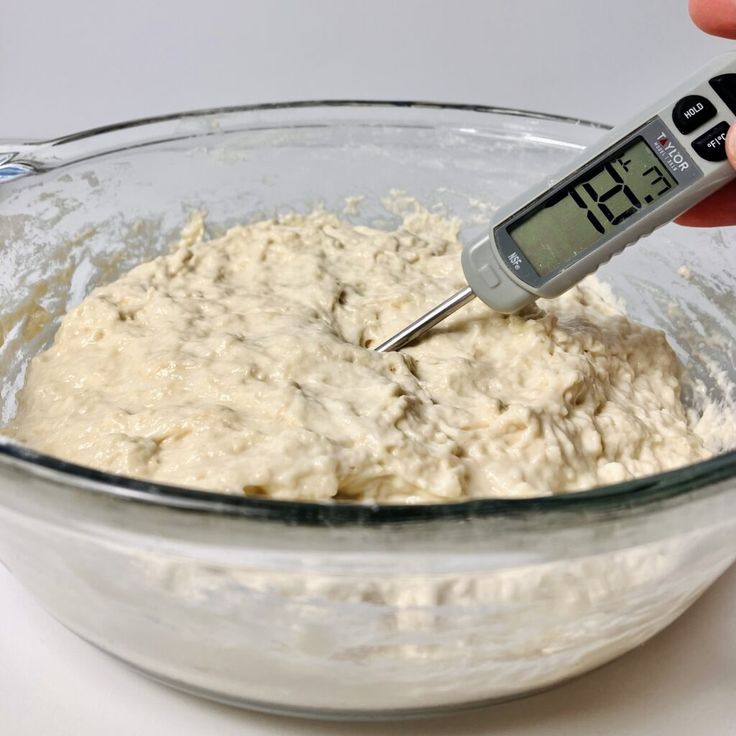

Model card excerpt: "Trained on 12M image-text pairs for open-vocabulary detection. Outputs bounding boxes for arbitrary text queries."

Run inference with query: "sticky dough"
[5,207,713,502]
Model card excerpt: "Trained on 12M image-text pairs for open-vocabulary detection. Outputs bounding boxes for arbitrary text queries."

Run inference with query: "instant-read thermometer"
[376,53,736,352]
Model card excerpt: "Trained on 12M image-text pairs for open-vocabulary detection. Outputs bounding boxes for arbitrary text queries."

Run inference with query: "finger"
[689,0,736,37]
[726,121,736,169]
[676,125,736,226]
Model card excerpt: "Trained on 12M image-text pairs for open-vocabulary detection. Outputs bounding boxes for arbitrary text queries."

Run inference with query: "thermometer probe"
[376,53,736,353]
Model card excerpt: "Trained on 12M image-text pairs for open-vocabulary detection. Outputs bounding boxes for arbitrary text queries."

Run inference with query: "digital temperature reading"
[508,138,678,276]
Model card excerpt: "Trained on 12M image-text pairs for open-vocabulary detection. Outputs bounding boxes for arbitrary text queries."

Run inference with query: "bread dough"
[5,207,713,502]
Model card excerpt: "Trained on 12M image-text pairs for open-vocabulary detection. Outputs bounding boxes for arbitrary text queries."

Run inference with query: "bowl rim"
[1,99,734,526]
[6,98,611,151]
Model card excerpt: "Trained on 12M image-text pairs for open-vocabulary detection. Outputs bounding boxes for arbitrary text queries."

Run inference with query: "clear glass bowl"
[0,102,734,720]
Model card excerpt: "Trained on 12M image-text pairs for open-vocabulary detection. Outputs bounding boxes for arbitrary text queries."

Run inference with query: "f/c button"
[691,121,730,162]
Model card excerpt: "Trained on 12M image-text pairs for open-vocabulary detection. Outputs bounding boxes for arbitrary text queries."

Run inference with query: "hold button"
[672,94,716,134]
[691,121,730,162]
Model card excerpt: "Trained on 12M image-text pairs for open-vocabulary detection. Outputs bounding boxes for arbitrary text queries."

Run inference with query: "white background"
[1,1,735,734]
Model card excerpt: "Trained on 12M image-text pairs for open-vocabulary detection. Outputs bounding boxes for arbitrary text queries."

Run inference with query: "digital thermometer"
[376,53,736,353]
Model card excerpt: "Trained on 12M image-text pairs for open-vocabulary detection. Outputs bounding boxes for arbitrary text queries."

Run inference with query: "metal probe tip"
[374,286,476,353]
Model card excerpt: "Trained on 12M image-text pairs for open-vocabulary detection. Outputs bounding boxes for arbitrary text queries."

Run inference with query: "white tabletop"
[2,1,735,733]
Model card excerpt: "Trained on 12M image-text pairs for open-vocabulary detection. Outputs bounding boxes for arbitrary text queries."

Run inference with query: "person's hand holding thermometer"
[376,52,736,352]
[682,0,736,226]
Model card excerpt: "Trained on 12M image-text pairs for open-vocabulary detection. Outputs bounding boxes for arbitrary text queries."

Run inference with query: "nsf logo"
[508,251,523,271]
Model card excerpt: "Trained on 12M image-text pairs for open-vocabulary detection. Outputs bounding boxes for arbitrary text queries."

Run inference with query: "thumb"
[728,123,736,171]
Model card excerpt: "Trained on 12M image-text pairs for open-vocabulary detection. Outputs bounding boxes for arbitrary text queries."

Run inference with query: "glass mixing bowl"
[0,102,734,720]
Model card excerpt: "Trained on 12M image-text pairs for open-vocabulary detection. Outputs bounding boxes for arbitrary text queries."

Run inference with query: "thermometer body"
[462,52,736,314]
[376,52,736,352]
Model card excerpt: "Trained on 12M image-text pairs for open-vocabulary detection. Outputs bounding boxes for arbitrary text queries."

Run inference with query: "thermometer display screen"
[508,138,678,277]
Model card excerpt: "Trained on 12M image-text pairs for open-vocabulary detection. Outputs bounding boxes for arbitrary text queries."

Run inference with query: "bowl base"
[74,631,606,722]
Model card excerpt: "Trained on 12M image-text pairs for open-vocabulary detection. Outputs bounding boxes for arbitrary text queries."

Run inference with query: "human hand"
[676,0,736,226]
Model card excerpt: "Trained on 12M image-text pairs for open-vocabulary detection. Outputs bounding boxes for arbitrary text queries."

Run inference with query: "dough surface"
[5,207,713,502]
